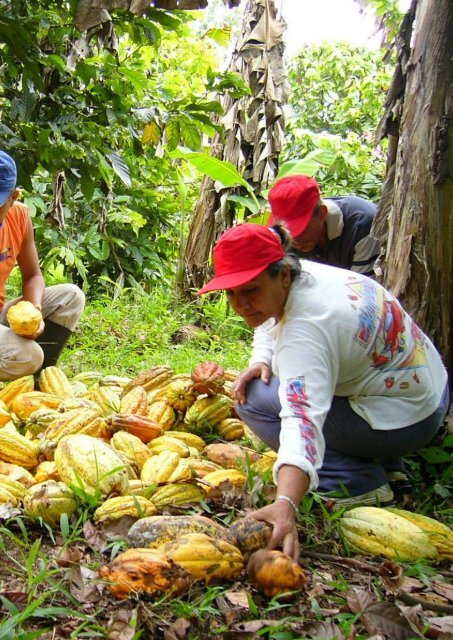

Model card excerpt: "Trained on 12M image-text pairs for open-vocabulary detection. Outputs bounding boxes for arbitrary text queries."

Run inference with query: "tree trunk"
[373,0,453,375]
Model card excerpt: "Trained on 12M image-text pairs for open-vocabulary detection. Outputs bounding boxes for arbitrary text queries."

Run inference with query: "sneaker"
[330,483,395,511]
[387,471,410,485]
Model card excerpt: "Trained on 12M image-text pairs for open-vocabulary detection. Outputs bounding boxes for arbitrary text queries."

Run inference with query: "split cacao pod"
[247,549,307,598]
[99,547,192,600]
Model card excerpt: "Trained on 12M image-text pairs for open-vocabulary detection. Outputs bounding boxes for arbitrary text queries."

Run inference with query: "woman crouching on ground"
[197,223,449,560]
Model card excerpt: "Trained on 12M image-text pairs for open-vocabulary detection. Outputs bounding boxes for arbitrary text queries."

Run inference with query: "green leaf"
[179,117,201,151]
[227,194,260,215]
[204,27,232,48]
[170,150,249,191]
[277,149,337,180]
[165,119,180,152]
[418,447,451,464]
[109,152,131,188]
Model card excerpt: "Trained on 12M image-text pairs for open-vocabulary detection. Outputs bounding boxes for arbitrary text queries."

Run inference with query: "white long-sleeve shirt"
[250,261,448,490]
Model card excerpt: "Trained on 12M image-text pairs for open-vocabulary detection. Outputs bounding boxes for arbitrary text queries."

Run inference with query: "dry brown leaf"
[361,602,422,639]
[425,615,453,635]
[107,608,138,640]
[300,621,345,639]
[164,617,191,640]
[346,586,376,614]
[431,580,453,603]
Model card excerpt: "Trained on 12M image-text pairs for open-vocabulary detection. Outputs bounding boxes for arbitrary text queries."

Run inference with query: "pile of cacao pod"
[0,360,308,599]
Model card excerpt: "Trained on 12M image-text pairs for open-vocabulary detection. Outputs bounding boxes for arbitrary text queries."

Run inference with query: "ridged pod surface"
[0,431,39,468]
[191,361,225,396]
[203,443,260,469]
[34,461,60,483]
[251,451,278,475]
[23,480,78,526]
[386,508,453,559]
[121,367,174,395]
[202,469,247,494]
[339,506,438,561]
[166,431,206,451]
[89,387,121,415]
[150,483,206,509]
[120,386,149,416]
[148,435,190,457]
[216,418,245,441]
[94,495,157,523]
[184,395,233,435]
[39,366,75,399]
[109,414,162,444]
[127,514,231,549]
[186,458,222,478]
[0,400,10,427]
[43,409,107,444]
[155,379,197,413]
[0,375,35,408]
[54,434,129,498]
[158,532,243,582]
[99,547,192,600]
[0,474,27,501]
[110,431,153,471]
[141,451,191,485]
[147,401,176,431]
[229,517,273,554]
[0,461,36,488]
[12,392,63,422]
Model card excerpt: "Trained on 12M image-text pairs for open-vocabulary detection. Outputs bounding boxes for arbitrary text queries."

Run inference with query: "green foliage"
[0,1,249,291]
[284,42,394,200]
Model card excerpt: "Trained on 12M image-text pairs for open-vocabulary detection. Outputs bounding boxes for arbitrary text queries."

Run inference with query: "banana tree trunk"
[373,0,453,375]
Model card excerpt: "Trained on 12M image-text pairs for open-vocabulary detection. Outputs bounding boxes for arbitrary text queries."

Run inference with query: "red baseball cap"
[197,224,285,295]
[267,175,321,237]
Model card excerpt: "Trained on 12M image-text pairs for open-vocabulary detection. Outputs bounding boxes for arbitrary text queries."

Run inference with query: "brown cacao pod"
[158,532,243,582]
[203,443,260,469]
[229,517,272,554]
[127,514,231,549]
[109,413,163,444]
[6,301,42,336]
[121,366,174,396]
[246,549,307,598]
[99,547,192,600]
[191,361,225,396]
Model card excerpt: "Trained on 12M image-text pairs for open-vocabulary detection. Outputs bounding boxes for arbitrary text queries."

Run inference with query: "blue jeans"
[235,377,450,496]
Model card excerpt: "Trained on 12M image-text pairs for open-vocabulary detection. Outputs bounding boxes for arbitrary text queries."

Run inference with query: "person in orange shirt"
[0,150,85,381]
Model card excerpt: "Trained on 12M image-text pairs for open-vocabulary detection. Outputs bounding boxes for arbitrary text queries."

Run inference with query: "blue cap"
[0,151,17,206]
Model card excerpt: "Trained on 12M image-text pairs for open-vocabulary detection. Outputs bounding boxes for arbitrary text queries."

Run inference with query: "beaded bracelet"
[276,495,298,514]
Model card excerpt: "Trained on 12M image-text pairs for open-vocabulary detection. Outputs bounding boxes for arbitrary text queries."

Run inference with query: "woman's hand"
[249,499,300,561]
[233,362,271,405]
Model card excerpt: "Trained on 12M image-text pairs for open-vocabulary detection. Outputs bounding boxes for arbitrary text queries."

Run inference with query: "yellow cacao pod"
[339,506,438,561]
[11,392,63,422]
[201,468,247,494]
[186,458,222,478]
[54,434,129,498]
[38,366,75,399]
[0,473,27,501]
[216,418,245,441]
[89,386,121,415]
[0,399,11,428]
[34,460,60,483]
[387,508,453,559]
[0,431,39,468]
[150,483,206,510]
[251,451,278,476]
[127,514,231,549]
[155,379,197,413]
[158,532,243,582]
[24,480,78,526]
[43,409,107,445]
[119,386,149,416]
[147,401,176,431]
[94,495,157,524]
[110,431,153,471]
[141,451,191,485]
[6,301,42,336]
[0,375,35,409]
[148,435,190,457]
[184,395,232,435]
[0,461,36,488]
[166,431,206,451]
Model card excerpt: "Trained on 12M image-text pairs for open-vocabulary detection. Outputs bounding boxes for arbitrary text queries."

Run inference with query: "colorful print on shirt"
[286,376,317,465]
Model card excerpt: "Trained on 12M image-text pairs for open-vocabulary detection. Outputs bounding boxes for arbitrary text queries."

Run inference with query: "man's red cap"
[267,175,321,237]
[197,224,284,295]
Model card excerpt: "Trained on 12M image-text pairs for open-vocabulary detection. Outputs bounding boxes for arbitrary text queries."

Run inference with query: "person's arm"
[16,216,45,338]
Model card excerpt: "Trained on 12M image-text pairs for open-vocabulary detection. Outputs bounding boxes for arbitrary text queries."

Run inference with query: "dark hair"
[266,223,302,281]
